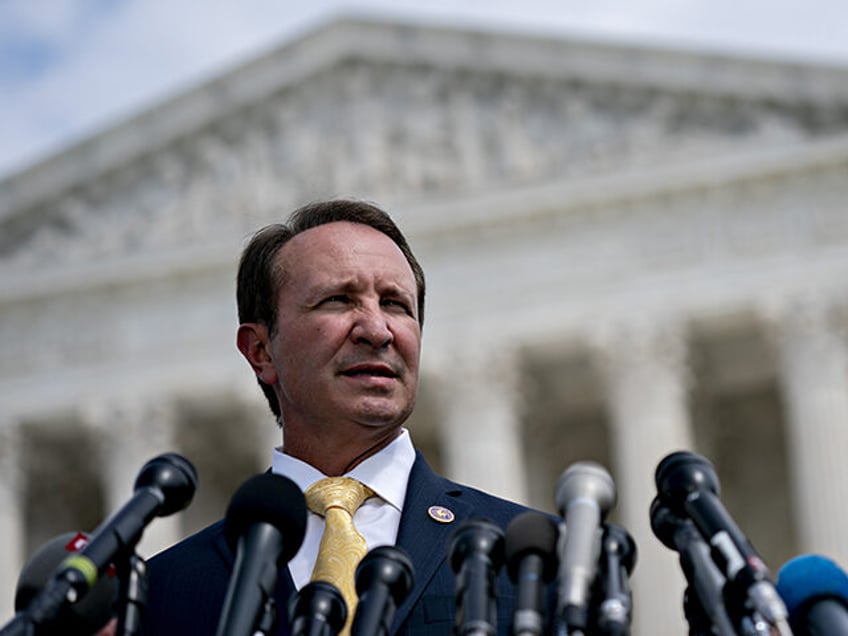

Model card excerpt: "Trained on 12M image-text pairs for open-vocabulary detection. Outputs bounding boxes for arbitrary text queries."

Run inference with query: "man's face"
[267,221,421,436]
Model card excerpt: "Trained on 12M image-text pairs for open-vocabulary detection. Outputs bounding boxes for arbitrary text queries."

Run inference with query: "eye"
[321,295,351,306]
[382,298,413,315]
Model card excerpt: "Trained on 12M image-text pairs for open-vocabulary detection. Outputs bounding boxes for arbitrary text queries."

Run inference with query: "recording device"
[655,451,791,635]
[554,461,616,635]
[215,473,308,636]
[649,497,735,636]
[289,581,348,636]
[594,523,636,636]
[448,517,506,636]
[776,554,848,636]
[1,452,197,636]
[351,545,415,636]
[14,532,117,636]
[504,511,559,636]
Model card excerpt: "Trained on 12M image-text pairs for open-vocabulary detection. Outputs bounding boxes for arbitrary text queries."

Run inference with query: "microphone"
[649,497,735,636]
[776,554,848,636]
[655,451,791,635]
[448,517,506,636]
[289,581,348,636]
[14,532,117,636]
[504,511,558,636]
[351,545,415,636]
[554,461,616,635]
[215,473,308,636]
[2,453,197,635]
[594,523,636,636]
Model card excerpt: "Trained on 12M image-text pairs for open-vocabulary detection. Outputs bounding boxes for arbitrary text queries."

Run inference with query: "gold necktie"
[305,477,375,634]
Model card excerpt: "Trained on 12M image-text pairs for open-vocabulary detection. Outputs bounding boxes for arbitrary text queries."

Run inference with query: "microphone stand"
[254,597,278,636]
[676,526,735,636]
[115,552,148,636]
[594,524,635,636]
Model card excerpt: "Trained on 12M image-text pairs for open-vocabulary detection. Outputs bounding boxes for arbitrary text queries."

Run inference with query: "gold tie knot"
[305,477,374,518]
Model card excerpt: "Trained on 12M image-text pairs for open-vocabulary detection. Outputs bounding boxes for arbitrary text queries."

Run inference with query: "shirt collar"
[271,428,415,513]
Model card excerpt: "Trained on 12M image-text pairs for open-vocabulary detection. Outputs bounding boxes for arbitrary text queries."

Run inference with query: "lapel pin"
[428,505,455,523]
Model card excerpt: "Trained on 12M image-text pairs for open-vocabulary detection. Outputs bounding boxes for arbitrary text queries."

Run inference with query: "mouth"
[340,363,399,379]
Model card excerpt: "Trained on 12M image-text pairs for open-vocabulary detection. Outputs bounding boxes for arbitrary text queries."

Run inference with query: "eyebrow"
[303,278,416,305]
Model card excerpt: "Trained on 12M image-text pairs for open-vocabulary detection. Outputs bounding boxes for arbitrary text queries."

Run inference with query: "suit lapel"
[391,452,471,631]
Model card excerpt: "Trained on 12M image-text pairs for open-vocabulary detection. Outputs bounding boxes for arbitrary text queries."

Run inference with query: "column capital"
[760,290,848,342]
[427,341,524,411]
[586,316,690,389]
[79,395,178,456]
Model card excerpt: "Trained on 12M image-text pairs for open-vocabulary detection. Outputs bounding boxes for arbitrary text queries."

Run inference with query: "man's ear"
[236,323,278,385]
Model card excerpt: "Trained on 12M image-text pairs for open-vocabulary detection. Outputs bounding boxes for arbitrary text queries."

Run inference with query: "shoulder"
[448,477,543,524]
[147,519,230,583]
[143,520,232,635]
[407,452,550,526]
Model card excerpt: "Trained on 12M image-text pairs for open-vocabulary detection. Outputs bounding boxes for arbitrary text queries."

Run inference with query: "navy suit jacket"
[143,452,547,635]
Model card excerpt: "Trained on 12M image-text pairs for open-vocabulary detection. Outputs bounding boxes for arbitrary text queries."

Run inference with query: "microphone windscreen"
[15,532,117,636]
[554,461,616,518]
[223,473,307,564]
[776,554,848,620]
[505,511,559,582]
[134,452,198,516]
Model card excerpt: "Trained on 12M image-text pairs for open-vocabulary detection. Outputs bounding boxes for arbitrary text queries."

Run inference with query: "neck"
[283,425,401,476]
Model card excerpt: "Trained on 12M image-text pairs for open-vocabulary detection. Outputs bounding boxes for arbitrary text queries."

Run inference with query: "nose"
[350,304,393,348]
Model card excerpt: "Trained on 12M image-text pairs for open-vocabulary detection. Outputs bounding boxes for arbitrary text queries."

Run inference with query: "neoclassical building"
[2,17,848,635]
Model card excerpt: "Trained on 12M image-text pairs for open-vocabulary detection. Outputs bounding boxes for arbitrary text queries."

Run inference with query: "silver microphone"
[554,461,617,635]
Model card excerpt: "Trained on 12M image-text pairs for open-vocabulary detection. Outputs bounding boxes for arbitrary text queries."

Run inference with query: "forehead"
[277,221,415,287]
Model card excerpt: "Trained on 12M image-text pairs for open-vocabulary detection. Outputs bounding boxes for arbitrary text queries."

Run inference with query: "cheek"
[284,322,349,368]
[395,326,422,365]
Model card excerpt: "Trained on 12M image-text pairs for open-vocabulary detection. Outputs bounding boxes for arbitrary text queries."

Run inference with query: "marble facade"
[2,18,848,634]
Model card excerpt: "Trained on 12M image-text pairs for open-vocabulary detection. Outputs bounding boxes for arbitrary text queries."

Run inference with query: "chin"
[353,406,412,429]
[355,414,405,429]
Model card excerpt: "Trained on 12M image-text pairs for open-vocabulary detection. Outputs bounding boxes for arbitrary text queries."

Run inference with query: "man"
[143,199,543,635]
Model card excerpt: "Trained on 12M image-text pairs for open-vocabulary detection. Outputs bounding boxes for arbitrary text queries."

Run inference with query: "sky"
[2,0,848,181]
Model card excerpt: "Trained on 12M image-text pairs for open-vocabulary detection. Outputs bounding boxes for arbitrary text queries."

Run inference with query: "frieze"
[1,42,846,272]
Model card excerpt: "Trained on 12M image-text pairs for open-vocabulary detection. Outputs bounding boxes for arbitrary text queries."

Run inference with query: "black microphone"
[1,453,197,636]
[289,581,348,636]
[215,473,308,636]
[448,517,506,636]
[351,545,414,636]
[649,497,735,636]
[655,451,791,635]
[594,523,636,636]
[14,532,117,636]
[504,511,558,636]
[776,554,848,636]
[554,461,616,635]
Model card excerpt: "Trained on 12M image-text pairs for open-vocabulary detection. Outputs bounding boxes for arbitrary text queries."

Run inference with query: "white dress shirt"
[271,428,416,590]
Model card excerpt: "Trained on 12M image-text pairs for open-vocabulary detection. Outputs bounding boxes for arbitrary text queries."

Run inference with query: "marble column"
[592,321,694,636]
[81,398,183,559]
[0,419,24,621]
[771,298,848,567]
[433,346,529,504]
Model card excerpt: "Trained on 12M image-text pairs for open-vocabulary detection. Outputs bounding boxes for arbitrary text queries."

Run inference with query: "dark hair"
[236,198,426,418]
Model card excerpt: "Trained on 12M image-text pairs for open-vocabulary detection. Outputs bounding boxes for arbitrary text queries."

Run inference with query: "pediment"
[2,17,848,278]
